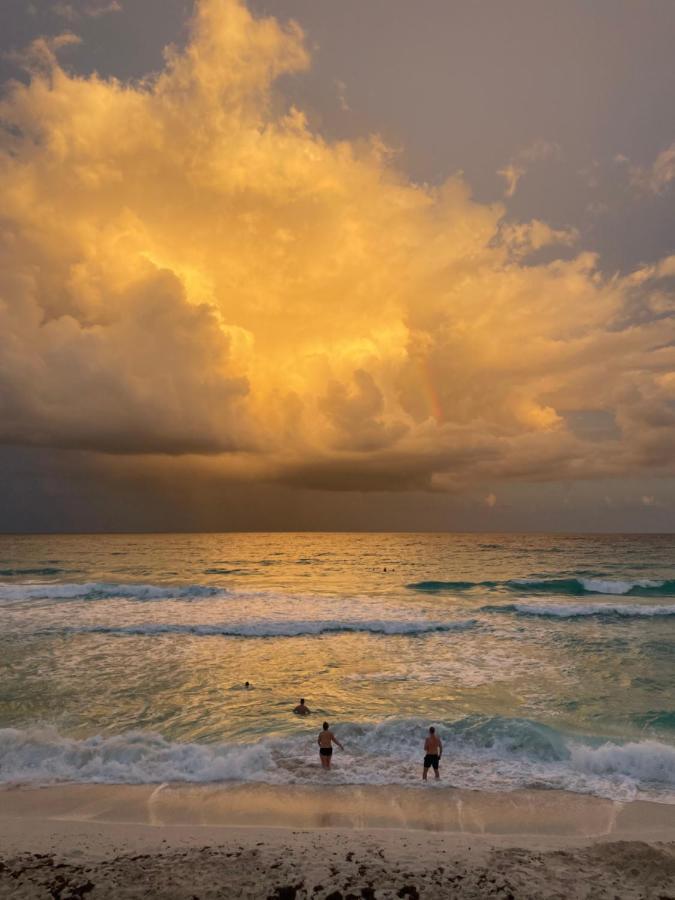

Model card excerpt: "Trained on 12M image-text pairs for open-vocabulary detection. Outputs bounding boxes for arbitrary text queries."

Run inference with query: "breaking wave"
[0,582,223,603]
[482,602,675,619]
[1,716,673,803]
[407,577,675,596]
[407,580,492,592]
[510,577,675,596]
[51,618,480,639]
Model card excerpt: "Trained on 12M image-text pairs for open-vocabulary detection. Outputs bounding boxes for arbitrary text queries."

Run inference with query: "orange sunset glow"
[2,0,675,531]
[2,6,675,893]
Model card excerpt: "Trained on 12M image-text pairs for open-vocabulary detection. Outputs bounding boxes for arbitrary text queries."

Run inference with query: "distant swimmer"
[244,681,250,689]
[318,721,344,769]
[423,726,442,781]
[293,698,311,716]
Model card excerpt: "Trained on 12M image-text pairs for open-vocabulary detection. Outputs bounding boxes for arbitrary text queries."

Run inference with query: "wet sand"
[1,784,674,898]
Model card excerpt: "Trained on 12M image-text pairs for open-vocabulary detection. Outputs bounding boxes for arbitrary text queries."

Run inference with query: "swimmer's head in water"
[429,726,435,734]
[300,698,305,704]
[323,721,329,730]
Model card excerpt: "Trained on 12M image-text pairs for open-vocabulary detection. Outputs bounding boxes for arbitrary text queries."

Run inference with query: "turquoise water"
[0,532,674,801]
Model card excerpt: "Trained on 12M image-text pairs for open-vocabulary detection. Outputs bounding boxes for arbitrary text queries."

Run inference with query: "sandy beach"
[1,784,674,898]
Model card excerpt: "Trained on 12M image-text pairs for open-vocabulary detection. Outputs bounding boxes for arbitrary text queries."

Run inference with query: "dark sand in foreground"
[1,784,674,898]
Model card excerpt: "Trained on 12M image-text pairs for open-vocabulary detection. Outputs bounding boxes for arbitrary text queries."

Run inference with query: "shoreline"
[2,785,675,897]
[2,782,675,839]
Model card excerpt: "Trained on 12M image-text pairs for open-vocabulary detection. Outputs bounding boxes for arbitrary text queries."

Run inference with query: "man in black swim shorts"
[318,721,344,770]
[423,726,442,781]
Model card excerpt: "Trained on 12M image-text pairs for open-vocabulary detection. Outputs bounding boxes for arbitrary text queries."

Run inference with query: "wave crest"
[0,582,222,603]
[2,717,674,803]
[0,568,65,577]
[407,577,675,596]
[54,618,480,639]
[483,602,675,619]
[513,577,675,596]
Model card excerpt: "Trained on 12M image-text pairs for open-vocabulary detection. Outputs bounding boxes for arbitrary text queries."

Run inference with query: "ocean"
[0,532,674,803]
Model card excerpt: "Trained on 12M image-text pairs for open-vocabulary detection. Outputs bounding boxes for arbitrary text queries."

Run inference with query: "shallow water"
[0,532,674,802]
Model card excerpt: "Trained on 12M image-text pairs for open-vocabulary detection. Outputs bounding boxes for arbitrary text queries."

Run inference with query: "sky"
[1,0,675,533]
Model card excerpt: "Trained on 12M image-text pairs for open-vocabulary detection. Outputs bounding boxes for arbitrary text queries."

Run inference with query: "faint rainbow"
[417,356,444,423]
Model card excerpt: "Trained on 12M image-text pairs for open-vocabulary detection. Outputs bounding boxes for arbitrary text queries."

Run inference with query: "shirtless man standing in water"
[423,726,442,781]
[318,721,344,769]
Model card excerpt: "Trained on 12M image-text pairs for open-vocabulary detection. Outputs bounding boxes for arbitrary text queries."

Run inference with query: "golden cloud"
[1,0,675,492]
[629,140,675,195]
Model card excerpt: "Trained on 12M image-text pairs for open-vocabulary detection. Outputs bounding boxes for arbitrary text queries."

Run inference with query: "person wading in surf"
[423,726,442,781]
[318,721,344,769]
[294,698,311,716]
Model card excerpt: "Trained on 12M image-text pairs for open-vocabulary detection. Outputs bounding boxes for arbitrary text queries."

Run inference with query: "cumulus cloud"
[52,1,122,21]
[630,140,675,194]
[334,79,350,113]
[1,0,675,494]
[498,139,561,198]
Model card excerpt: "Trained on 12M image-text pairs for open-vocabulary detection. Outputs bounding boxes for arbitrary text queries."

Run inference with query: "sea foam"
[512,577,672,596]
[1,717,673,803]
